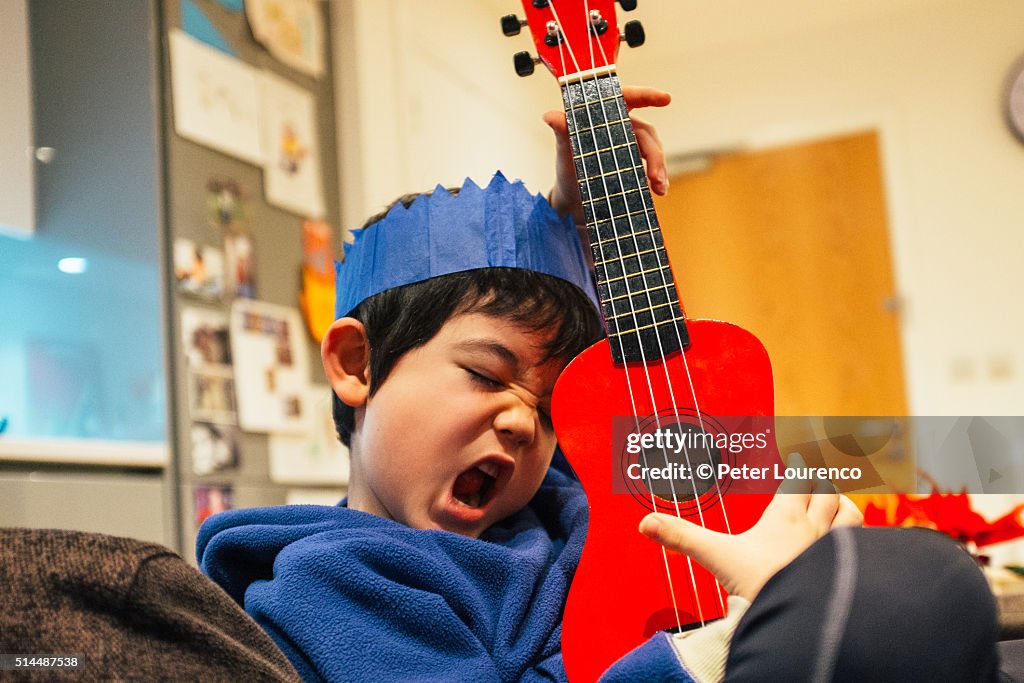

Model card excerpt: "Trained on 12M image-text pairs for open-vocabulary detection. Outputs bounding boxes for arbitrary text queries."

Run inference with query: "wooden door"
[654,130,907,418]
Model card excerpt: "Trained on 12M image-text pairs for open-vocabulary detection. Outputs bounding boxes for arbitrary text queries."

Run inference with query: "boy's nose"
[493,401,537,449]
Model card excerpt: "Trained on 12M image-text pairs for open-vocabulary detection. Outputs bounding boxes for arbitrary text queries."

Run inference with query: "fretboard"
[562,72,689,364]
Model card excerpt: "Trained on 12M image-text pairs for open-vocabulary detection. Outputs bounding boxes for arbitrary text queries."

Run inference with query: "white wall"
[0,0,35,236]
[331,1,562,229]
[335,0,1024,417]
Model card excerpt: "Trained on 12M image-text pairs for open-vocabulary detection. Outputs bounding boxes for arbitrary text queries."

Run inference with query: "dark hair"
[331,194,602,447]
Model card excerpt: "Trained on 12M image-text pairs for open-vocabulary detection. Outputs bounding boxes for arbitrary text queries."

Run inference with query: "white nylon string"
[588,13,731,615]
[549,0,697,629]
[578,6,720,619]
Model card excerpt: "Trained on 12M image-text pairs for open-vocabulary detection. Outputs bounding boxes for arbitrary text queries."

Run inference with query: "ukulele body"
[552,317,779,682]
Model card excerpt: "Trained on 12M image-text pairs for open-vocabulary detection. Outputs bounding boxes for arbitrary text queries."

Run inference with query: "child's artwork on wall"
[194,483,234,527]
[174,238,224,300]
[299,218,335,342]
[259,71,325,217]
[206,177,248,234]
[168,29,263,164]
[230,299,310,434]
[180,307,238,425]
[268,385,350,485]
[224,231,257,299]
[245,0,325,78]
[190,421,240,476]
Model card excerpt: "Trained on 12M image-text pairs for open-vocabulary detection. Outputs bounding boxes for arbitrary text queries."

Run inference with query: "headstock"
[501,0,644,80]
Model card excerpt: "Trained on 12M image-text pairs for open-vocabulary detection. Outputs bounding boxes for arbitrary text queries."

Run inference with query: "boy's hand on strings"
[545,86,671,225]
[638,456,864,602]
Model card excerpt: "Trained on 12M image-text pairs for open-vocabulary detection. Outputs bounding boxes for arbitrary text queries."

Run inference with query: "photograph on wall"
[245,0,325,78]
[193,483,234,527]
[189,366,237,424]
[259,71,325,217]
[230,299,311,434]
[168,29,263,164]
[173,238,224,300]
[180,306,238,426]
[224,231,257,299]
[180,306,233,366]
[190,421,240,477]
[269,385,350,485]
[206,177,249,234]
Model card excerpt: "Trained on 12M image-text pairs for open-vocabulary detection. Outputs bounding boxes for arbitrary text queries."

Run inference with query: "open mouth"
[452,460,504,509]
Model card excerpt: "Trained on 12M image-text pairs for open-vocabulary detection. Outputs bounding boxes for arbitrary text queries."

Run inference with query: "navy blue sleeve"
[600,633,697,683]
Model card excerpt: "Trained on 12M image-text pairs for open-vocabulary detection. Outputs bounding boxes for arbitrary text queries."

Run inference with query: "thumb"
[639,512,722,561]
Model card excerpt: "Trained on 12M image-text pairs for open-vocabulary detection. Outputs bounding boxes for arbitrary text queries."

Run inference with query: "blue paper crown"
[335,172,598,318]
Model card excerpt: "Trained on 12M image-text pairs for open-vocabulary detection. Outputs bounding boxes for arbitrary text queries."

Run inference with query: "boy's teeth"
[478,462,500,478]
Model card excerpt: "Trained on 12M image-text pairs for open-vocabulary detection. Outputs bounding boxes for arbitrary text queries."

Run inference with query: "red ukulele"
[502,2,781,680]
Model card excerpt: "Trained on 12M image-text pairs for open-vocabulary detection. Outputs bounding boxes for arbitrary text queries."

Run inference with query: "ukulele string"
[551,1,693,629]
[590,23,732,615]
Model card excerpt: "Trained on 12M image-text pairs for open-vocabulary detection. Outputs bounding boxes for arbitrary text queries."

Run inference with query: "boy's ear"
[321,317,371,407]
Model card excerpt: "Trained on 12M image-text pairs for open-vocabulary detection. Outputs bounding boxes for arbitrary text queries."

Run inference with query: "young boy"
[198,96,1001,681]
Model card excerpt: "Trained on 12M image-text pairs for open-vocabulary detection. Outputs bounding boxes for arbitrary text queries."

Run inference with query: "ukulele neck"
[561,72,689,364]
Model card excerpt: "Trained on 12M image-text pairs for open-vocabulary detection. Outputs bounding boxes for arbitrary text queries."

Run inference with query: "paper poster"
[224,232,257,299]
[245,0,325,78]
[230,300,310,433]
[174,238,224,300]
[206,178,248,233]
[269,385,350,485]
[169,29,263,164]
[180,0,235,56]
[180,307,238,425]
[194,484,234,527]
[299,219,335,341]
[190,421,240,476]
[259,71,325,217]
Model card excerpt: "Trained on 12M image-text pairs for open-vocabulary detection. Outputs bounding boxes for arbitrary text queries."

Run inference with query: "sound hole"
[635,420,722,503]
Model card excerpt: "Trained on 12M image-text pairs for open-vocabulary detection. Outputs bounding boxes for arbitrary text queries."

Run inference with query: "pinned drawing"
[259,71,324,217]
[169,29,263,164]
[245,0,325,78]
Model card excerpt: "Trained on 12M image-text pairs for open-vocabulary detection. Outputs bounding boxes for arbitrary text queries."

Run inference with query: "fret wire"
[579,164,646,182]
[605,299,677,321]
[588,186,646,202]
[600,262,673,286]
[604,284,676,306]
[611,316,687,336]
[567,92,622,110]
[576,140,638,160]
[590,224,658,248]
[587,208,659,236]
[569,117,631,135]
[592,244,666,266]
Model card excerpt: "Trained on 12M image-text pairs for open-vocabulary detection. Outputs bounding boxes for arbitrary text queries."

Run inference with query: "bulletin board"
[159,0,345,555]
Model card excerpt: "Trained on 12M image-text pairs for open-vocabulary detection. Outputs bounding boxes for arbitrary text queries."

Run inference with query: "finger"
[632,117,668,195]
[832,495,865,528]
[772,452,814,502]
[807,489,841,535]
[621,86,672,111]
[639,512,722,560]
[542,110,568,136]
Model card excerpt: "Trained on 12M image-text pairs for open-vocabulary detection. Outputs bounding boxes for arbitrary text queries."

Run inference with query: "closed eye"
[465,368,503,389]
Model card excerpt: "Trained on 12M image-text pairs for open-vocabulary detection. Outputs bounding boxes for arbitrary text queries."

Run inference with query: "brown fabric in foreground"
[0,528,300,682]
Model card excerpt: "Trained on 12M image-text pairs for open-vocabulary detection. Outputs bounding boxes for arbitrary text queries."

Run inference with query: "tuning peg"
[622,20,645,48]
[618,0,638,10]
[500,14,525,36]
[513,51,538,77]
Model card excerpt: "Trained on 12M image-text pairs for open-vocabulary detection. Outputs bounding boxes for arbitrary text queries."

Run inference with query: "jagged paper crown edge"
[334,171,597,318]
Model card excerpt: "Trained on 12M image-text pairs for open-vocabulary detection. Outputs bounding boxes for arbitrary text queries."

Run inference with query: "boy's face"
[348,312,565,538]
